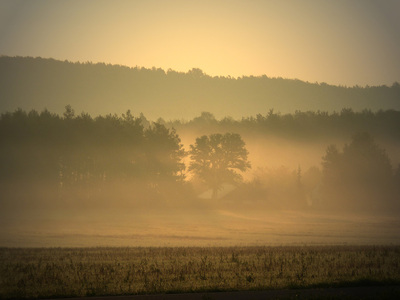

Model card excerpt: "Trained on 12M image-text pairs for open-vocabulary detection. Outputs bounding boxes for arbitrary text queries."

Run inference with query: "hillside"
[1,56,399,120]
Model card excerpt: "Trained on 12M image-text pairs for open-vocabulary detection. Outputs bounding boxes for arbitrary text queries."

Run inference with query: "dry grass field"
[1,202,400,299]
[1,245,400,299]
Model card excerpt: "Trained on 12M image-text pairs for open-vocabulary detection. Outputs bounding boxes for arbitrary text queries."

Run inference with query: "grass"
[1,245,400,299]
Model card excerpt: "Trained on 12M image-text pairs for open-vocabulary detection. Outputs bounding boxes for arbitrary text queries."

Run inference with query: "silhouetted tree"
[321,144,341,188]
[342,132,392,181]
[189,133,250,198]
[192,112,217,125]
[321,132,395,210]
[143,123,186,187]
[63,104,75,119]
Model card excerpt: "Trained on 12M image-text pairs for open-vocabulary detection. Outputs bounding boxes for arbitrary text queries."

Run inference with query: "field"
[1,188,400,299]
[2,201,400,247]
[1,245,400,299]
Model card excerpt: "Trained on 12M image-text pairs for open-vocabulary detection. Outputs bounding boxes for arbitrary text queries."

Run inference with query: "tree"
[342,132,392,181]
[321,144,341,189]
[321,132,395,210]
[143,123,186,185]
[63,104,75,119]
[189,133,251,198]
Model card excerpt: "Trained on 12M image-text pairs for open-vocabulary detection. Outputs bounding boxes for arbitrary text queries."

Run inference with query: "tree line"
[1,56,400,120]
[1,107,399,212]
[0,107,250,205]
[169,109,400,141]
[1,107,183,185]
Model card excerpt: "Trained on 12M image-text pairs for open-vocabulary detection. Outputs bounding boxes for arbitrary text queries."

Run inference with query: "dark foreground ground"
[49,286,400,300]
[2,246,399,299]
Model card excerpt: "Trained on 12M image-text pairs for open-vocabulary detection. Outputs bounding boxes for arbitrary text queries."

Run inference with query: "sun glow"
[0,0,399,86]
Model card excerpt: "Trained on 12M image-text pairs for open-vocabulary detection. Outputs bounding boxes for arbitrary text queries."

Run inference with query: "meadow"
[1,245,400,299]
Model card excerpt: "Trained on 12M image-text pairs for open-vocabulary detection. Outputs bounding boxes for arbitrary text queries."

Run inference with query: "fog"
[1,183,399,247]
[1,108,399,247]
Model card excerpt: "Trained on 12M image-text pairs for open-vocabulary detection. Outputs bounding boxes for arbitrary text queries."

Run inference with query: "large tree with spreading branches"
[189,133,251,198]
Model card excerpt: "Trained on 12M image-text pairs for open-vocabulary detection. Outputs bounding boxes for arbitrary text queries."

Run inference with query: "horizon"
[2,55,400,121]
[1,0,399,87]
[4,54,400,89]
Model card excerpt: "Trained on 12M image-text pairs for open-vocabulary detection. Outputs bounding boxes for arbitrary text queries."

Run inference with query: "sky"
[0,0,399,87]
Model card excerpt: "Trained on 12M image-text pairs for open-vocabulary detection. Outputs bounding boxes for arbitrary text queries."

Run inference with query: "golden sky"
[0,0,399,86]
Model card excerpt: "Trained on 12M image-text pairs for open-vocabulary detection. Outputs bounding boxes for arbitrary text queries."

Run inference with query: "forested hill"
[1,56,400,120]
